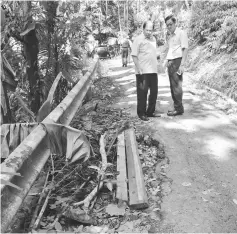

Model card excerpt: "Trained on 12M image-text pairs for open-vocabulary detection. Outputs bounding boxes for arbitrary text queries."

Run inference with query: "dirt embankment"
[186,44,237,102]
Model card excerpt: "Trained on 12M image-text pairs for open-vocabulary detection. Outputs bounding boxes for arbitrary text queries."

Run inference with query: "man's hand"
[132,56,142,75]
[177,64,185,75]
[138,68,143,75]
[162,60,168,69]
[136,66,142,75]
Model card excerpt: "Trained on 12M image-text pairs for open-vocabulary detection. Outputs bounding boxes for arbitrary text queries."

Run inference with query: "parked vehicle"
[94,45,111,59]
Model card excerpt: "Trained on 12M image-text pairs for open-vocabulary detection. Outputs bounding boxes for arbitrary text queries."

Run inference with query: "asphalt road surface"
[108,57,237,233]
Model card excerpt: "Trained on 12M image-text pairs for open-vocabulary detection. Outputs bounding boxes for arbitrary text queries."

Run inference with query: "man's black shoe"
[139,115,149,121]
[167,110,184,116]
[168,109,184,113]
[168,109,175,113]
[147,113,161,117]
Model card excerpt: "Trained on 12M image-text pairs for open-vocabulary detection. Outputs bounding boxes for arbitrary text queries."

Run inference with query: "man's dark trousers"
[122,48,128,66]
[136,73,158,117]
[167,58,184,112]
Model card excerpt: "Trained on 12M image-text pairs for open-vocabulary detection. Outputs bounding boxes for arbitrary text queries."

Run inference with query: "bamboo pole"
[29,172,50,230]
[33,190,52,229]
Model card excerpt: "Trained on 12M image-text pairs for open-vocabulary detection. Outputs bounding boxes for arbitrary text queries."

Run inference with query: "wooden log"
[125,128,148,209]
[116,132,128,202]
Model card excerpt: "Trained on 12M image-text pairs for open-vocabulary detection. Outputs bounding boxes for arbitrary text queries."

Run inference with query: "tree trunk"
[127,0,129,33]
[44,1,58,101]
[105,0,108,19]
[117,1,122,33]
[54,44,59,76]
[23,1,40,114]
[124,1,126,30]
[136,0,138,14]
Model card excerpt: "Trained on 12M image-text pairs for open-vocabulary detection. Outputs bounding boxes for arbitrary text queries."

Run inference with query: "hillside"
[187,43,237,102]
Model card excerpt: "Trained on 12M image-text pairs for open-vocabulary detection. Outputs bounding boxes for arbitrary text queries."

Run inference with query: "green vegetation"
[188,1,237,100]
[1,0,236,124]
[190,1,237,53]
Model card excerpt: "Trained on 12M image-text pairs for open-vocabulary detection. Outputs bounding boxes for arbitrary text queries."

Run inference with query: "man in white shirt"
[131,21,161,121]
[163,15,188,116]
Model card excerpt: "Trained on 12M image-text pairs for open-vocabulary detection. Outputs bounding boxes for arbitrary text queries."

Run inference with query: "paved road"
[107,58,237,232]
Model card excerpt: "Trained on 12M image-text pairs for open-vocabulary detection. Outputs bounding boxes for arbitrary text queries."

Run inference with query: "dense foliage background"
[1,0,237,124]
[190,1,237,52]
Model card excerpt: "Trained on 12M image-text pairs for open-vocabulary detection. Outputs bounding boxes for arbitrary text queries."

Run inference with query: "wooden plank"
[116,132,128,202]
[125,128,148,209]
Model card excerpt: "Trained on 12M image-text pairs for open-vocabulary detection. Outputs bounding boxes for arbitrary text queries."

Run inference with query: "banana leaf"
[1,122,90,164]
[42,123,91,164]
[0,123,38,159]
[37,72,62,122]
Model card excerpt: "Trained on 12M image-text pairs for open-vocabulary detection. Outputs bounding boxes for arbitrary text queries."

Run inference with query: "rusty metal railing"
[1,59,99,233]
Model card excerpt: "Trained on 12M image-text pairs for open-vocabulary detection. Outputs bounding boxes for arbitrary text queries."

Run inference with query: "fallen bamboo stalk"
[107,120,129,157]
[72,176,91,197]
[54,164,80,189]
[32,155,55,230]
[107,128,120,156]
[33,189,52,230]
[73,133,107,209]
[89,194,98,210]
[29,171,50,230]
[73,181,104,208]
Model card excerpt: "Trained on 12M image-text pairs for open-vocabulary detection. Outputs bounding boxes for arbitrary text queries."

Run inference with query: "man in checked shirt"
[163,15,188,116]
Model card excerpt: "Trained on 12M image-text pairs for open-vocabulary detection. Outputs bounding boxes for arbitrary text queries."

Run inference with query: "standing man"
[163,15,188,116]
[131,21,160,121]
[121,36,131,67]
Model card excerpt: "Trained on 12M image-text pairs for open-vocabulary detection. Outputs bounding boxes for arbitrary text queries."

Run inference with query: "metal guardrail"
[1,59,99,233]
